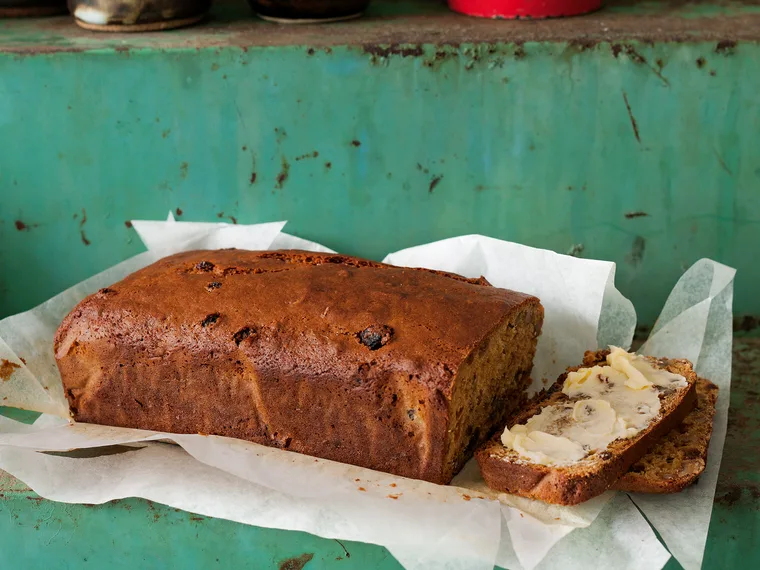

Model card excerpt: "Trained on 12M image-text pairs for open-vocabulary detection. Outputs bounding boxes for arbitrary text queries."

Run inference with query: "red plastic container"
[448,0,601,19]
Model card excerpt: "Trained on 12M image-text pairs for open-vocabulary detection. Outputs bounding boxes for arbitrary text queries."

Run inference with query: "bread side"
[613,377,718,493]
[55,249,543,484]
[475,350,698,505]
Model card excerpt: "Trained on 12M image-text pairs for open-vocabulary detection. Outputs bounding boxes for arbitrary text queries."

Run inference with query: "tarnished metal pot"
[248,0,371,23]
[69,0,211,31]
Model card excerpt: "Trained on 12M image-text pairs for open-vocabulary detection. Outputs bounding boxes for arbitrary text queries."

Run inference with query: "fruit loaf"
[55,249,544,485]
[475,348,698,505]
[614,377,718,493]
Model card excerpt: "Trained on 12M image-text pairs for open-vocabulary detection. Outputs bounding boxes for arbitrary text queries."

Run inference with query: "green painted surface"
[1,1,759,568]
[1,2,759,327]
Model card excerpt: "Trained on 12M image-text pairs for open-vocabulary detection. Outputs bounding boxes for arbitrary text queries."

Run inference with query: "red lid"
[448,0,602,19]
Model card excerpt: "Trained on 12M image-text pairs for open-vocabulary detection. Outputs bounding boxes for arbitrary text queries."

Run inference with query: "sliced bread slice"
[475,348,698,505]
[613,377,718,493]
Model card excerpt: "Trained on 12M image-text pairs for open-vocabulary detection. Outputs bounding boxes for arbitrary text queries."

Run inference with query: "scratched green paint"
[0,40,758,326]
[1,5,760,566]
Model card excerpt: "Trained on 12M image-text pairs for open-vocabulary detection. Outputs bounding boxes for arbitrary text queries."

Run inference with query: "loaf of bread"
[55,249,544,484]
[476,348,698,504]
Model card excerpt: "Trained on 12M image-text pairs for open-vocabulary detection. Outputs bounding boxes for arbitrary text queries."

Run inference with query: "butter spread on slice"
[500,347,688,466]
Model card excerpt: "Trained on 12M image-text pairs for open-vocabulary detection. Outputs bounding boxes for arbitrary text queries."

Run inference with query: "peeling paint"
[276,156,290,189]
[428,175,443,193]
[278,553,314,570]
[716,40,738,54]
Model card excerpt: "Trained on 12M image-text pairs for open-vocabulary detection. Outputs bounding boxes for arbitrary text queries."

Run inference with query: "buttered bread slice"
[476,348,698,505]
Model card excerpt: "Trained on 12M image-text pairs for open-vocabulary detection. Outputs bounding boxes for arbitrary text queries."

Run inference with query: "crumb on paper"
[197,432,208,437]
[462,494,471,501]
[520,513,524,518]
[0,359,21,381]
[390,483,397,487]
[387,494,400,500]
[354,478,360,482]
[358,487,366,492]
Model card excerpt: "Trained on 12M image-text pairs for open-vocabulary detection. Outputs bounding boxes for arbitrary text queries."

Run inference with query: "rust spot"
[715,40,737,54]
[276,157,290,189]
[514,44,526,59]
[362,44,423,58]
[387,494,400,499]
[180,162,189,179]
[295,151,319,161]
[0,359,21,381]
[614,45,669,85]
[358,487,366,491]
[325,162,332,169]
[14,220,31,231]
[696,57,706,68]
[428,175,443,193]
[279,553,314,570]
[710,70,717,76]
[217,212,225,218]
[26,496,44,503]
[351,140,361,147]
[124,220,133,229]
[190,516,204,521]
[568,38,597,51]
[307,48,315,55]
[19,357,26,364]
[228,216,238,224]
[80,208,87,227]
[389,483,397,487]
[621,92,641,144]
[162,129,171,139]
[176,207,183,216]
[80,230,91,246]
[623,45,646,65]
[462,494,471,501]
[625,211,649,219]
[250,172,257,184]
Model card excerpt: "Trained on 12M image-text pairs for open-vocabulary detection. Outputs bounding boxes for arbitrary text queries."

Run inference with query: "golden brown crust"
[475,350,699,505]
[55,249,543,484]
[613,378,718,493]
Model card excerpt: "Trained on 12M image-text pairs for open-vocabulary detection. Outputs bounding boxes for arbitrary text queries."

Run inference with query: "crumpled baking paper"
[0,216,734,570]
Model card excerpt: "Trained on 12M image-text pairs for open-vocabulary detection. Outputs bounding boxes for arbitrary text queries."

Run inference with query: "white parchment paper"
[0,216,735,570]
